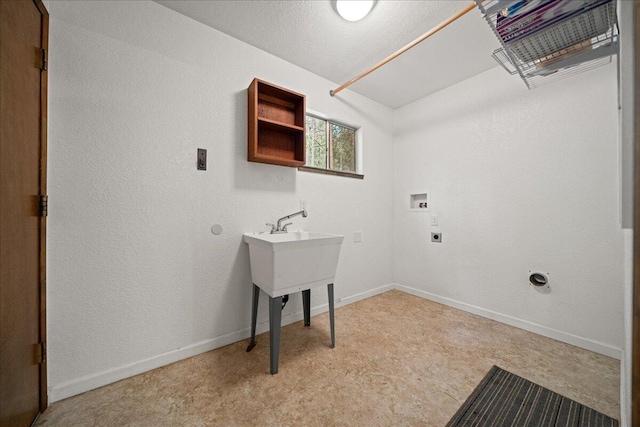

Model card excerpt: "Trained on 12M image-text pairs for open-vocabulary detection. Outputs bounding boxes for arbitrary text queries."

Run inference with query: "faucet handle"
[266,223,276,233]
[282,222,293,232]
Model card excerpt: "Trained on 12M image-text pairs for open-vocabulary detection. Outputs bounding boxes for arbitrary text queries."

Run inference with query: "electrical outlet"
[431,232,442,243]
[431,215,438,226]
[197,148,206,170]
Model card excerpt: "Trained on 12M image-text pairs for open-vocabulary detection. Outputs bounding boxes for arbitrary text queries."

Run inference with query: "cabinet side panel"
[247,79,258,162]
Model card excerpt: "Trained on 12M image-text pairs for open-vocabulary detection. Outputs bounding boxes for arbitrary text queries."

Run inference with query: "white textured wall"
[47,1,394,401]
[47,0,629,407]
[393,65,624,356]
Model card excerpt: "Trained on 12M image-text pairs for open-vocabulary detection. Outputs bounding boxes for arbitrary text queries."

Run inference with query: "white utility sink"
[244,230,344,374]
[243,231,344,297]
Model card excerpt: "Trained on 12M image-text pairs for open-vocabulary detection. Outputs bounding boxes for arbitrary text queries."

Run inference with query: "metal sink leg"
[246,284,260,352]
[269,295,283,374]
[328,284,335,348]
[302,290,311,327]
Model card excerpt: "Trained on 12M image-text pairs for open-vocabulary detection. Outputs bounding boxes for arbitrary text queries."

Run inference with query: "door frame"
[34,0,48,412]
[633,1,639,424]
[15,0,639,422]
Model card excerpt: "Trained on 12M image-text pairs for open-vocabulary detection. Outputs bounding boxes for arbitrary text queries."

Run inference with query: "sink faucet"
[267,210,307,234]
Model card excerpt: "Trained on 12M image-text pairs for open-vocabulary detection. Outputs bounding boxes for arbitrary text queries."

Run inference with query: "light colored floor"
[37,290,619,426]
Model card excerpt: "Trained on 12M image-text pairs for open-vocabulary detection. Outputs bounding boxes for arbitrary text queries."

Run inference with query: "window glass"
[331,124,355,172]
[305,115,356,173]
[305,116,327,169]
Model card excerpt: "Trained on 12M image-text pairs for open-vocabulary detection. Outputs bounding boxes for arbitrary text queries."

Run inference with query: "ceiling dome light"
[336,0,374,22]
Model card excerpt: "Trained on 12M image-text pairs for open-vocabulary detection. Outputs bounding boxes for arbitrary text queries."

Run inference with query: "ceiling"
[155,0,502,109]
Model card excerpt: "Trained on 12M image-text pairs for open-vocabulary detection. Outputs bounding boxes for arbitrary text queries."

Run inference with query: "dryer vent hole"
[529,273,548,287]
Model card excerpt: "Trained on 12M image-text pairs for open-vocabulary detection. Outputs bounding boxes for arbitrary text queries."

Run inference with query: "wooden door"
[0,0,48,425]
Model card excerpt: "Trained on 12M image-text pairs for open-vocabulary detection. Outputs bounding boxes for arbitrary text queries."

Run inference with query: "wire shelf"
[476,0,618,89]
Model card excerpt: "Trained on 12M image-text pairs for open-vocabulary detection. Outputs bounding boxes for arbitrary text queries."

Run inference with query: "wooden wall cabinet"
[248,78,306,167]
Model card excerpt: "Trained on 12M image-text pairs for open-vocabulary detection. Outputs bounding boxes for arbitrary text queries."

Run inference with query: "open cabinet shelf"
[257,117,305,132]
[476,0,618,89]
[248,78,306,167]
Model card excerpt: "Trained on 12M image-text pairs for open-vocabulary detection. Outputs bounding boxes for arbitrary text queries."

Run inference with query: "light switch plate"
[354,231,362,243]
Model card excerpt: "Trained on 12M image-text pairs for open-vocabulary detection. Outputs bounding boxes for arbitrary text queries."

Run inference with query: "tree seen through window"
[305,115,356,173]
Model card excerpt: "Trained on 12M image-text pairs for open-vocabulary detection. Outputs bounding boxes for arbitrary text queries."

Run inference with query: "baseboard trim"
[393,284,622,360]
[48,328,249,403]
[49,282,619,403]
[48,283,394,403]
[336,283,395,307]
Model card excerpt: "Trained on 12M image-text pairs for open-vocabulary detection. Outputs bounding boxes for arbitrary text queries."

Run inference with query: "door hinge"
[37,342,46,364]
[40,48,48,71]
[39,195,48,217]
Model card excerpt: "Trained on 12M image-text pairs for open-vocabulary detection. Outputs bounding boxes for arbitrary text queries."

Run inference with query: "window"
[305,115,357,174]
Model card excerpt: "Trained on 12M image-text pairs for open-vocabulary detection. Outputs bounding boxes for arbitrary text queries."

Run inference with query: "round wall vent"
[529,273,548,287]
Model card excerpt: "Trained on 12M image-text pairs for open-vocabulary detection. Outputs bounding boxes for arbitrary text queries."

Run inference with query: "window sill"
[298,166,364,180]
